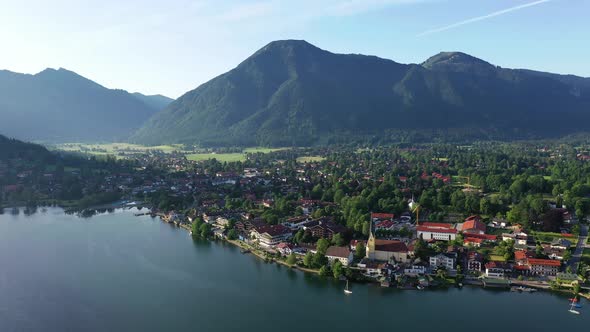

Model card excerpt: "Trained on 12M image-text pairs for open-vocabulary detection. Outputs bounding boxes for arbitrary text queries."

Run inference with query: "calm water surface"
[0,207,587,331]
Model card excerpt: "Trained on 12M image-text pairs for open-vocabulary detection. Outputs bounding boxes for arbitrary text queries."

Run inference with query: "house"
[502,231,528,246]
[404,265,426,276]
[485,261,511,278]
[429,253,456,270]
[371,212,395,221]
[550,238,572,250]
[251,224,292,247]
[556,273,579,287]
[466,252,484,272]
[417,222,457,241]
[305,219,345,239]
[357,259,386,276]
[375,220,395,230]
[325,246,353,266]
[543,245,566,260]
[464,237,483,247]
[276,242,294,256]
[527,258,561,276]
[460,216,486,235]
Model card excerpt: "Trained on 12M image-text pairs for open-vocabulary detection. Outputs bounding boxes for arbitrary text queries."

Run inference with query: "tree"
[286,253,297,266]
[227,229,238,240]
[319,265,330,277]
[332,260,343,278]
[355,242,366,260]
[303,252,313,267]
[331,233,345,246]
[563,250,572,262]
[316,238,330,255]
[312,252,328,268]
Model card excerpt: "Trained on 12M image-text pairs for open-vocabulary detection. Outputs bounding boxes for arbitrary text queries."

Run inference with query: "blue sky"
[1,0,588,98]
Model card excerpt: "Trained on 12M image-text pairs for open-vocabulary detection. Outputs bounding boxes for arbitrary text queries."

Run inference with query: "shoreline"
[156,211,588,299]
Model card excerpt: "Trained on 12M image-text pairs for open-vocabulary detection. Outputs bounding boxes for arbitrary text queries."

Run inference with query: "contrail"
[417,0,551,37]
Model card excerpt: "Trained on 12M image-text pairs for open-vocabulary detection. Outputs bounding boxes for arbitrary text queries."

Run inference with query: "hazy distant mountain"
[132,40,590,146]
[0,68,166,142]
[132,93,174,111]
[0,134,52,160]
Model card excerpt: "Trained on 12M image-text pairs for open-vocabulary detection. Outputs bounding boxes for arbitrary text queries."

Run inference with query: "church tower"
[366,219,376,259]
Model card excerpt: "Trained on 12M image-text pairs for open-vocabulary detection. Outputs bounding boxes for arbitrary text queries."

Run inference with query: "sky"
[1,0,588,98]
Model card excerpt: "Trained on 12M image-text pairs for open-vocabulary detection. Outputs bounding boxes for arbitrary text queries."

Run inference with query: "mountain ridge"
[0,68,171,142]
[132,39,590,146]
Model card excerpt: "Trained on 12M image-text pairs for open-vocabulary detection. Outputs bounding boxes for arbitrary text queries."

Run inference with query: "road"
[569,224,588,274]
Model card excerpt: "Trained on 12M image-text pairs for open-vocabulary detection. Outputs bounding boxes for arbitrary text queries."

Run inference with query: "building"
[429,253,456,270]
[460,216,486,235]
[251,224,292,247]
[417,222,457,241]
[366,223,409,262]
[325,246,353,266]
[528,258,561,276]
[551,238,572,250]
[404,265,426,276]
[466,252,483,272]
[485,261,511,278]
[304,219,345,239]
[502,231,528,246]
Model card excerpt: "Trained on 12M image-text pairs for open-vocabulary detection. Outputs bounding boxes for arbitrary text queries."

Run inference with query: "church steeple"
[366,218,375,259]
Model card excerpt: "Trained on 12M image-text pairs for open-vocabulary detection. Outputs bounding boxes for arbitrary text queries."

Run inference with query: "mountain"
[132,40,590,146]
[132,93,174,111]
[0,68,166,142]
[0,134,52,161]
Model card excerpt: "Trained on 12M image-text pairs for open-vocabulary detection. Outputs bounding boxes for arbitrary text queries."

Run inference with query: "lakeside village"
[2,144,590,298]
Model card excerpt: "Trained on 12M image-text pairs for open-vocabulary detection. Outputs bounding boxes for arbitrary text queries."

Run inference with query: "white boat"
[569,300,580,314]
[344,280,352,295]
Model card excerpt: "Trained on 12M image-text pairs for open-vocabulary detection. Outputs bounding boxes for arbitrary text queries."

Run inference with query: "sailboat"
[568,299,580,315]
[344,280,352,295]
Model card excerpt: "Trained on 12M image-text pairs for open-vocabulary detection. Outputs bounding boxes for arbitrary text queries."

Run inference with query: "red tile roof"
[325,246,351,259]
[417,222,457,234]
[462,219,486,233]
[371,212,395,220]
[527,258,561,267]
[374,240,408,253]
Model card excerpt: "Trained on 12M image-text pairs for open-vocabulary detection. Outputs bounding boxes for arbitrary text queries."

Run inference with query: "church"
[366,222,410,263]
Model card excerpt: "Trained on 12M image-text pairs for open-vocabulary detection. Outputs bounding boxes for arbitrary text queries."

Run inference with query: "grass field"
[243,147,289,154]
[186,153,246,162]
[296,156,326,163]
[582,248,590,264]
[489,255,507,262]
[532,231,578,246]
[53,143,185,154]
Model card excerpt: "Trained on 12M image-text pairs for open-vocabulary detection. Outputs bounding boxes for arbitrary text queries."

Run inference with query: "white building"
[429,253,456,270]
[417,222,457,241]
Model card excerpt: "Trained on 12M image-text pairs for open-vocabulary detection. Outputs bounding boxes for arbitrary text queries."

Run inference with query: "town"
[2,142,590,297]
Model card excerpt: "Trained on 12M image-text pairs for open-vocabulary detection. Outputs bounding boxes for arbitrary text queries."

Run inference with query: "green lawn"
[582,248,590,263]
[296,156,326,163]
[243,147,289,154]
[532,231,578,246]
[489,255,507,262]
[53,142,186,155]
[186,153,246,162]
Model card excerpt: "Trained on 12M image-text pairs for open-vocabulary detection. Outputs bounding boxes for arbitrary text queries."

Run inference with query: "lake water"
[0,207,587,331]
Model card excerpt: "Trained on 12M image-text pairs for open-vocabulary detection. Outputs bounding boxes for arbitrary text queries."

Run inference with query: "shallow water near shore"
[0,207,587,331]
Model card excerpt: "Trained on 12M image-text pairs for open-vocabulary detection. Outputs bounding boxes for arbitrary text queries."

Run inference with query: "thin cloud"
[417,0,551,37]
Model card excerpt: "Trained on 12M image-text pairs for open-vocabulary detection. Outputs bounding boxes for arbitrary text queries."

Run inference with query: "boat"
[240,249,250,254]
[416,285,425,290]
[575,304,583,309]
[569,298,578,302]
[568,299,580,315]
[458,283,463,288]
[344,280,352,295]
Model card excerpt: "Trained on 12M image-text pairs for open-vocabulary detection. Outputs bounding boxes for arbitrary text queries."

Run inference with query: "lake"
[0,207,587,331]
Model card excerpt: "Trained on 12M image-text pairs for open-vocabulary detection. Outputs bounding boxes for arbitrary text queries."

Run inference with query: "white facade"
[418,230,456,241]
[429,254,456,270]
